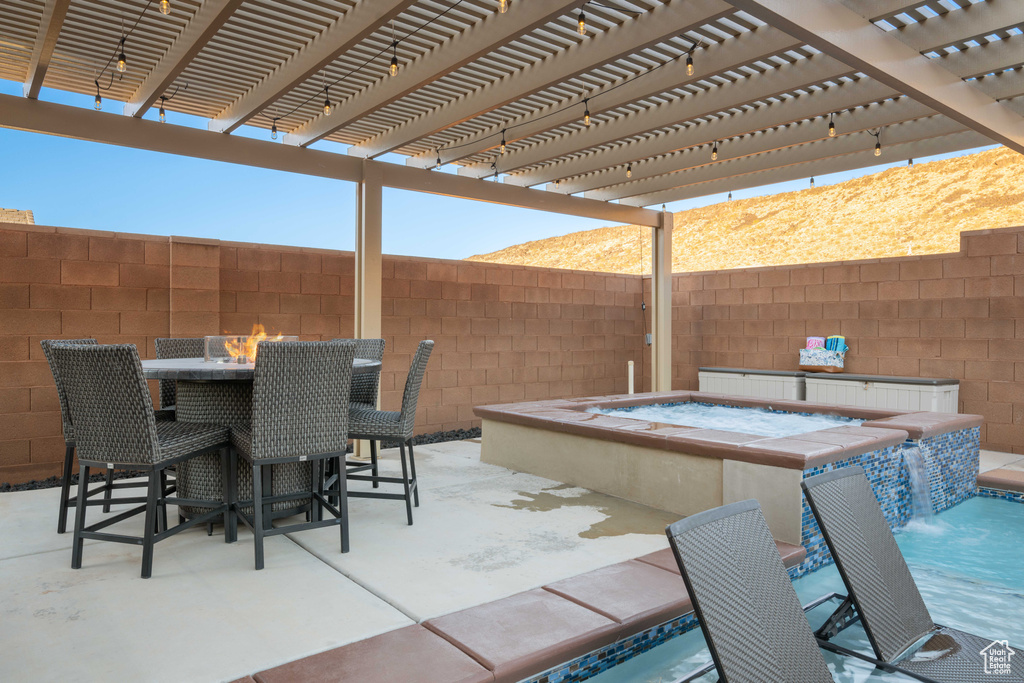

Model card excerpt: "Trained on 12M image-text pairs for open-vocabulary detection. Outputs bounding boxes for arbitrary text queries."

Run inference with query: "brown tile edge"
[978,469,1024,494]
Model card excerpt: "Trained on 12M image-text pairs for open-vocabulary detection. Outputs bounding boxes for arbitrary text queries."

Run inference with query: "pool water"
[587,497,1024,682]
[588,402,863,438]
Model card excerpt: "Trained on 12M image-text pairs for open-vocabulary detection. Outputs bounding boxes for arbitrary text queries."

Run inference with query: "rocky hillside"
[467,147,1024,274]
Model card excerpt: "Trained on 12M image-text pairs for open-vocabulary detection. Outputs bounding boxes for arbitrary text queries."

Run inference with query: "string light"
[436,150,442,169]
[159,97,166,123]
[711,140,718,161]
[872,129,882,156]
[554,179,560,189]
[499,0,508,13]
[828,112,835,138]
[117,37,128,73]
[583,98,591,126]
[491,161,498,181]
[908,158,914,167]
[626,163,632,179]
[728,191,732,201]
[271,119,278,140]
[390,47,399,76]
[686,53,694,77]
[809,176,815,188]
[578,11,586,36]
[323,87,332,115]
[94,82,102,110]
[159,0,171,15]
[500,129,507,154]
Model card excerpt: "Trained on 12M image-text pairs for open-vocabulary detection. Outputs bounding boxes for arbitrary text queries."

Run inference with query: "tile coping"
[474,391,982,470]
[249,542,806,683]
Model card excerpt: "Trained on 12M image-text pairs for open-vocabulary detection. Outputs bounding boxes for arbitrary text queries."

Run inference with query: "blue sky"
[0,79,989,260]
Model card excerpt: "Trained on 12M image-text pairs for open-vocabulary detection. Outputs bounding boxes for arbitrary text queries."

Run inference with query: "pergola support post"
[650,211,673,392]
[354,161,383,459]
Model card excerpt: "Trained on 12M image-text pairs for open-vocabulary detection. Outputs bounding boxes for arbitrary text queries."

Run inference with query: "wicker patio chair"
[346,340,433,526]
[665,499,834,683]
[42,338,172,532]
[49,343,231,579]
[326,338,385,489]
[803,467,1023,682]
[230,340,355,570]
[155,337,205,412]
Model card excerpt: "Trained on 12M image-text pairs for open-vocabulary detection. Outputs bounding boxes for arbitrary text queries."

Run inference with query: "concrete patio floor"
[0,440,676,682]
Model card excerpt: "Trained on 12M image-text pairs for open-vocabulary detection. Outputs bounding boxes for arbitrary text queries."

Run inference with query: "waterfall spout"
[903,443,934,520]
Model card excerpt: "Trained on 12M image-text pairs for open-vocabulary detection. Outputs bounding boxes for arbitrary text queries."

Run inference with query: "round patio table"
[141,357,382,518]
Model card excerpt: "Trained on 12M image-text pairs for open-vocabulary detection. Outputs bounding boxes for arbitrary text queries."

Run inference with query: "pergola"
[2,0,1022,391]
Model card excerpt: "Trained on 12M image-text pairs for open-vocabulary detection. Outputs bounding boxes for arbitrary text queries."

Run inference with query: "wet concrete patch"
[496,484,681,539]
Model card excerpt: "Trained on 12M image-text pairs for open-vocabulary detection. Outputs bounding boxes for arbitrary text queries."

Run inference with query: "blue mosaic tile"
[977,486,1024,504]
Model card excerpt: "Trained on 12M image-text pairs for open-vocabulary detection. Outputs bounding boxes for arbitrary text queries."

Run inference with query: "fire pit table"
[140,355,382,520]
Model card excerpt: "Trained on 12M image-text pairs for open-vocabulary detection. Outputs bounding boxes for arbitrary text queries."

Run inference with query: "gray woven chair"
[803,467,1023,682]
[230,340,355,570]
[327,338,385,488]
[49,343,231,579]
[41,338,171,532]
[346,340,433,526]
[666,500,833,683]
[155,337,205,412]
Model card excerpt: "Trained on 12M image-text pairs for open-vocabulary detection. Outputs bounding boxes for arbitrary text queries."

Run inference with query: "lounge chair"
[802,466,1023,682]
[666,499,834,682]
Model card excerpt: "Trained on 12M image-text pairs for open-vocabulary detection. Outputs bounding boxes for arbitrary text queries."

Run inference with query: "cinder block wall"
[0,223,648,484]
[2,222,1022,483]
[670,226,1024,453]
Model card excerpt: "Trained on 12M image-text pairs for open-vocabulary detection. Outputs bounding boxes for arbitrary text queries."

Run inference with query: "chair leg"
[313,460,324,523]
[158,469,169,533]
[370,440,379,488]
[141,473,160,579]
[58,443,75,534]
[408,440,419,507]
[220,448,234,543]
[399,442,413,526]
[71,465,90,569]
[227,449,238,543]
[337,455,349,554]
[252,462,266,570]
[102,468,114,513]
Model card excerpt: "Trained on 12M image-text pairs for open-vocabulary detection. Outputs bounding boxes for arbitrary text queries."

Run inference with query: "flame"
[224,323,284,362]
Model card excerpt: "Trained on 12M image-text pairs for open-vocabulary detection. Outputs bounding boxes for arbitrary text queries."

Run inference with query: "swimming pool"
[586,496,1024,682]
[587,401,864,438]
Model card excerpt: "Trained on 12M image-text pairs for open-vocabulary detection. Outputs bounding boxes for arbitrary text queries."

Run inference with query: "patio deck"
[0,439,678,682]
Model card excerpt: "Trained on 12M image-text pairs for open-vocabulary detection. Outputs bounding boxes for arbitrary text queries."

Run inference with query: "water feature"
[587,402,863,438]
[903,443,934,521]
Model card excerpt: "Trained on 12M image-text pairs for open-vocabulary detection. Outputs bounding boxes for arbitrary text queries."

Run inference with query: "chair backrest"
[802,467,934,662]
[334,338,385,406]
[48,344,161,465]
[250,340,355,460]
[398,340,434,436]
[40,338,98,442]
[666,500,832,683]
[155,337,205,409]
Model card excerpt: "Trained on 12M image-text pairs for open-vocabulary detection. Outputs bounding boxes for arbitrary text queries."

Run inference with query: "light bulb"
[874,140,881,156]
[436,152,441,170]
[159,0,170,15]
[390,55,399,76]
[828,120,835,137]
[626,164,632,179]
[711,142,718,161]
[94,93,102,110]
[583,103,591,126]
[686,55,694,77]
[159,105,166,123]
[499,0,508,13]
[271,121,278,140]
[728,191,732,200]
[810,176,815,188]
[323,98,332,116]
[578,11,586,36]
[117,52,127,73]
[500,131,507,154]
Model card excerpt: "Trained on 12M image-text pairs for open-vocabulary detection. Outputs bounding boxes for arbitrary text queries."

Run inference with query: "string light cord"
[258,0,469,126]
[96,1,155,84]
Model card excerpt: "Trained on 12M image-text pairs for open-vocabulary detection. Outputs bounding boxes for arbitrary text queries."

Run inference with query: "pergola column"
[355,160,383,339]
[650,210,673,391]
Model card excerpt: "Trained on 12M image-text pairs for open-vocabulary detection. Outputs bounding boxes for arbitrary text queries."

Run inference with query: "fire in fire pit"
[204,324,297,364]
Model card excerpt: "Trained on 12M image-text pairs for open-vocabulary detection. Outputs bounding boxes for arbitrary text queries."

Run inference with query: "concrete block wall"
[0,223,648,484]
[671,226,1024,454]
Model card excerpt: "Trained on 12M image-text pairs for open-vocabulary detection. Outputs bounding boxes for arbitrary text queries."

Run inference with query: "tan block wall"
[672,226,1024,454]
[3,221,1021,483]
[0,223,647,484]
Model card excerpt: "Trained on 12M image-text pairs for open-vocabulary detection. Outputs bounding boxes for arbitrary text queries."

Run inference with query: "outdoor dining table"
[141,356,382,518]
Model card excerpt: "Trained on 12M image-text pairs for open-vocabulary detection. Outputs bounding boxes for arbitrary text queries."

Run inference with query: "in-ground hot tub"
[475,391,982,575]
